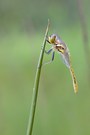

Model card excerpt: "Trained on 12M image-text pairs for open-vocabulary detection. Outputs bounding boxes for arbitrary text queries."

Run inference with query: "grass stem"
[26,20,50,135]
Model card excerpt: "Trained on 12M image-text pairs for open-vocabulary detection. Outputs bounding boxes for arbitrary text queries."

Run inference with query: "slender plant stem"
[26,20,50,135]
[77,0,90,81]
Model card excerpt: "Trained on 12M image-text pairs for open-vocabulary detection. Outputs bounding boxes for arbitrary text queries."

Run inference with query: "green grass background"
[0,0,90,135]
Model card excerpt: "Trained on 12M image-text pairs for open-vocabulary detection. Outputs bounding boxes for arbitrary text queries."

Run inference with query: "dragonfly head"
[46,34,57,44]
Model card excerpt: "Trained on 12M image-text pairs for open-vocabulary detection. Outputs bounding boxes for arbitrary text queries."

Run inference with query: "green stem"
[26,20,50,135]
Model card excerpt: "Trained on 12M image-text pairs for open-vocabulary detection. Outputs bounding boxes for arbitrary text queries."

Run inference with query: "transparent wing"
[59,51,71,68]
[59,52,78,93]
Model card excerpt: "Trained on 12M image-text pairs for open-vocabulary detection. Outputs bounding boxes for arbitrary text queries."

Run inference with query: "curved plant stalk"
[77,0,90,81]
[26,20,50,135]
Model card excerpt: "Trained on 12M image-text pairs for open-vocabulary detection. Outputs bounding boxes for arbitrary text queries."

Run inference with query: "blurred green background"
[0,0,90,135]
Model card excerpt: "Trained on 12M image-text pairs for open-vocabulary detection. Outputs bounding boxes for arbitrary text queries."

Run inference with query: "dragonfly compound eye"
[48,34,56,44]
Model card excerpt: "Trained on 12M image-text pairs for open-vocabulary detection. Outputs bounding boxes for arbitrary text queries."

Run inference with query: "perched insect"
[45,34,78,93]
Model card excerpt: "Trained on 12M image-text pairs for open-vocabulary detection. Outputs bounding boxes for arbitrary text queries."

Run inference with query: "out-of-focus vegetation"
[0,0,90,135]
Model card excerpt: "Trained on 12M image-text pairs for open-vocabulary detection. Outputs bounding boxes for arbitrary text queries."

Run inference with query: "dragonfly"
[45,34,78,93]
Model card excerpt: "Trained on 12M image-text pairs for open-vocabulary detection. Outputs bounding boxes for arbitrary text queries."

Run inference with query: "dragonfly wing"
[59,51,71,68]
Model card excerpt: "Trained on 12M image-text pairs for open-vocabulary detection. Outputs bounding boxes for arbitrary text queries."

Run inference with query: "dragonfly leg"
[43,51,55,65]
[46,35,50,43]
[52,51,55,61]
[45,48,53,54]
